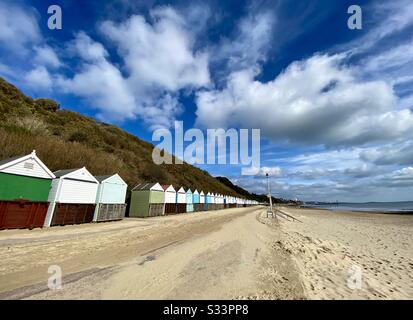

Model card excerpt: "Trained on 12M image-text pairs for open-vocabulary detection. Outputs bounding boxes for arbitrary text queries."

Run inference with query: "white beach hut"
[45,167,99,227]
[176,187,186,213]
[163,184,177,215]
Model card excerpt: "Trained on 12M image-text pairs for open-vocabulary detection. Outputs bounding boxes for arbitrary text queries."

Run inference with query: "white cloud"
[100,7,210,91]
[34,46,61,69]
[57,33,136,121]
[362,39,413,75]
[54,8,210,128]
[58,31,186,129]
[213,11,274,73]
[242,166,282,177]
[196,54,413,147]
[259,166,282,177]
[68,32,109,62]
[24,66,53,90]
[394,167,413,177]
[0,2,41,53]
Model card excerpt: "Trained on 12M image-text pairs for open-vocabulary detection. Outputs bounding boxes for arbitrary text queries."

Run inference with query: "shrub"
[68,131,89,143]
[34,98,60,112]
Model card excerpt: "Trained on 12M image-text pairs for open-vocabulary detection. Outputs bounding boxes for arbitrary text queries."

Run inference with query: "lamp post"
[266,173,273,214]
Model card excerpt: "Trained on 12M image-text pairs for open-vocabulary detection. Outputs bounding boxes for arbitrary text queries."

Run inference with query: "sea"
[303,201,413,213]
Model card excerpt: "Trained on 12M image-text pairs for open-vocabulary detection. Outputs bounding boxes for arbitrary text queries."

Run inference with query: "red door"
[0,201,48,230]
[51,204,95,226]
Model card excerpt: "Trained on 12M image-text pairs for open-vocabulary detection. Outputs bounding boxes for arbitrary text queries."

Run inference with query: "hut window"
[24,162,34,170]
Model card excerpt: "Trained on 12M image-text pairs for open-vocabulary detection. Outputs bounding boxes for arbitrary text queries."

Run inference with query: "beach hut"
[214,193,220,210]
[224,195,229,209]
[207,192,213,211]
[186,189,194,213]
[193,189,200,203]
[176,187,186,213]
[129,182,164,217]
[193,190,202,212]
[0,150,55,230]
[163,185,177,215]
[199,191,205,212]
[44,167,99,227]
[216,194,224,210]
[214,193,219,210]
[228,196,233,208]
[94,174,127,222]
[205,192,212,211]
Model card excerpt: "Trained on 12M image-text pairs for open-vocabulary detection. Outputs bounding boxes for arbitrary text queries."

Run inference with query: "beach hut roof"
[177,187,186,193]
[186,188,192,194]
[162,184,176,192]
[95,174,127,185]
[200,191,204,195]
[0,155,21,167]
[54,168,81,178]
[53,167,98,183]
[193,189,199,195]
[0,150,55,179]
[133,182,163,191]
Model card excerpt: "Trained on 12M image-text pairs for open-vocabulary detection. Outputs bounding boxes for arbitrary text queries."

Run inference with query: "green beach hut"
[0,150,55,229]
[129,182,165,217]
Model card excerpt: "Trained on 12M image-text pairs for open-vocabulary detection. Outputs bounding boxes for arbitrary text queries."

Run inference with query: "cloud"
[362,39,413,75]
[100,7,210,91]
[57,33,136,121]
[68,32,108,62]
[196,54,413,147]
[343,0,413,55]
[360,141,413,166]
[24,66,53,90]
[58,30,188,129]
[213,10,275,73]
[242,166,282,177]
[359,39,413,95]
[0,2,41,54]
[34,46,61,69]
[54,7,209,128]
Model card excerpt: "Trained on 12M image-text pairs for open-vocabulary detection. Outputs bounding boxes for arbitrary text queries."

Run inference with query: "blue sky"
[1,0,413,202]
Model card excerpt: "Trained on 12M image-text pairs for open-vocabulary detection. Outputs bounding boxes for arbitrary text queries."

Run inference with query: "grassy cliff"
[0,77,247,196]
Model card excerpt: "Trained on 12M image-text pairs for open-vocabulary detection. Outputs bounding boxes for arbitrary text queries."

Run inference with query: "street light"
[266,173,274,216]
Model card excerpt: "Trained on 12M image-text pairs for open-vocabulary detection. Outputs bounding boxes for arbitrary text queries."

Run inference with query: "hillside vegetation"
[0,77,247,197]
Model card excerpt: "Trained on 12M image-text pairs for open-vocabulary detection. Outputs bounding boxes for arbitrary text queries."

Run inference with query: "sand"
[0,207,303,300]
[0,206,411,300]
[275,207,413,299]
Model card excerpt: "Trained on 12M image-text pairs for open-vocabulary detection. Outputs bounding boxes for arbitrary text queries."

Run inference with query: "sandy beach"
[0,206,411,300]
[276,207,413,299]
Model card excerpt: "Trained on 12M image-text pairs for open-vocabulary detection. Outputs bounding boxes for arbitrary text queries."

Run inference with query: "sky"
[0,0,413,202]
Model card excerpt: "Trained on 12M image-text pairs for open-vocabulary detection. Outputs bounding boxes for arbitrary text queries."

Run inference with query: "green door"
[0,173,52,202]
